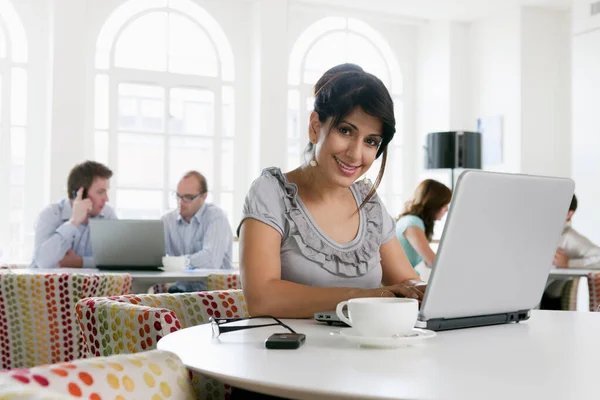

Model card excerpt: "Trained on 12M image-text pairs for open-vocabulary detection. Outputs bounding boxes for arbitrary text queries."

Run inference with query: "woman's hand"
[380,279,427,301]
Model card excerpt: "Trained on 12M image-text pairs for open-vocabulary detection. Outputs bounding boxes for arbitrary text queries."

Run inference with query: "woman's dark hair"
[569,194,578,212]
[305,63,396,208]
[398,179,452,241]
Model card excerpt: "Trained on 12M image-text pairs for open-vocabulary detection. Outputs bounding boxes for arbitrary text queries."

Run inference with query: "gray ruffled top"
[238,167,397,289]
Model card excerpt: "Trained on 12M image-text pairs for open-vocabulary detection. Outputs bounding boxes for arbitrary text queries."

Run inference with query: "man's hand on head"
[70,187,92,227]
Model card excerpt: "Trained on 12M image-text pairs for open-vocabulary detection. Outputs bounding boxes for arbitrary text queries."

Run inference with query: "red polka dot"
[12,375,30,384]
[32,374,49,386]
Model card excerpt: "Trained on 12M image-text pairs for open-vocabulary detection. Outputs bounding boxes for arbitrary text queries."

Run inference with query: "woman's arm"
[403,226,436,267]
[380,236,421,285]
[239,219,423,318]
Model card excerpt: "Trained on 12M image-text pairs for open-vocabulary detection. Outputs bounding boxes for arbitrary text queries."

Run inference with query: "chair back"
[76,290,247,400]
[0,271,132,369]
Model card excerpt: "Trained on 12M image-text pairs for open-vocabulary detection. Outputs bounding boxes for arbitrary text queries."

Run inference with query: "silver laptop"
[316,170,574,331]
[89,219,165,270]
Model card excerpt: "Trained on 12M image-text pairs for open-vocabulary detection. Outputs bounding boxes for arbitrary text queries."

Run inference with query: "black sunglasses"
[210,316,297,338]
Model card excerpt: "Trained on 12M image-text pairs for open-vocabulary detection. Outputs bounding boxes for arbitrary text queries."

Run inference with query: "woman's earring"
[310,159,317,167]
[362,176,369,185]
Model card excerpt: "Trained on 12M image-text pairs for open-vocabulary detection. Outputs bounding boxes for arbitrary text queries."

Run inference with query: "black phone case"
[264,333,306,349]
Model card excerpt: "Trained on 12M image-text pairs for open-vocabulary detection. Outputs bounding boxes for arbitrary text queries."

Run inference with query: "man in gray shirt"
[164,171,233,292]
[30,161,117,268]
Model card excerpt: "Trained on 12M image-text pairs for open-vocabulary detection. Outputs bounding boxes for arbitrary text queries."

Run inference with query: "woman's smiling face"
[310,106,383,188]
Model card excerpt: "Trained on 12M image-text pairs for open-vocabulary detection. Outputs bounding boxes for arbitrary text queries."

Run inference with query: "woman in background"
[396,179,452,275]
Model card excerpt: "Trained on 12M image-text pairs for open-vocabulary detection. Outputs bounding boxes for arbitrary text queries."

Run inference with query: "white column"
[48,0,89,202]
[21,0,53,258]
[414,21,452,186]
[520,7,571,178]
[252,0,289,171]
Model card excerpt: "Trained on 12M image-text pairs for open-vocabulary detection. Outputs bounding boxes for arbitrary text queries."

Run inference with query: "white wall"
[449,23,470,131]
[571,0,600,242]
[467,9,522,173]
[520,7,571,178]
[572,0,600,34]
[415,20,471,189]
[49,0,89,202]
[7,0,53,260]
[415,21,451,175]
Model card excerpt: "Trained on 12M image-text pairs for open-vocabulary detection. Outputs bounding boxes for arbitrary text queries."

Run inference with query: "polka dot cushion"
[560,277,580,311]
[0,349,194,400]
[588,273,600,312]
[206,274,241,291]
[0,383,66,400]
[148,283,176,294]
[76,290,248,400]
[0,265,21,270]
[0,272,132,370]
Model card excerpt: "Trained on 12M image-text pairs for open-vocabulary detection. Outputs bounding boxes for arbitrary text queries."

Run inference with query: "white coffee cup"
[161,256,190,271]
[335,297,418,337]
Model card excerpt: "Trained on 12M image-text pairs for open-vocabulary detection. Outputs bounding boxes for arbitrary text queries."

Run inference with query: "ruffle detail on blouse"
[263,167,383,277]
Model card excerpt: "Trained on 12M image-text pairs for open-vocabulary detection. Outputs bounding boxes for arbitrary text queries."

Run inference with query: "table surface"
[158,310,600,400]
[2,268,238,282]
[548,268,595,277]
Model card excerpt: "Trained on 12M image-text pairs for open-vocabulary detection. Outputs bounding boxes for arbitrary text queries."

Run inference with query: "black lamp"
[424,131,482,191]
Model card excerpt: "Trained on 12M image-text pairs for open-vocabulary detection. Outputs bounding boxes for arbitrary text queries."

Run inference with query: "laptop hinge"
[425,310,530,331]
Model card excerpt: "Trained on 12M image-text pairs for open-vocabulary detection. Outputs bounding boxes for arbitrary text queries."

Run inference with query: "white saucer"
[330,328,436,348]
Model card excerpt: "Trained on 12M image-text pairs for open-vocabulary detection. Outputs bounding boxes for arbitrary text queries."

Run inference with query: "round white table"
[157,310,600,400]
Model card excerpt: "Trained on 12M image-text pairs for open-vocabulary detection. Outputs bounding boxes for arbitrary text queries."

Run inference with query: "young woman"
[396,179,452,271]
[237,64,425,318]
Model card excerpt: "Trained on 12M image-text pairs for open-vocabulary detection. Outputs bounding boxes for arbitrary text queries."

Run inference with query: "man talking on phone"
[30,161,117,269]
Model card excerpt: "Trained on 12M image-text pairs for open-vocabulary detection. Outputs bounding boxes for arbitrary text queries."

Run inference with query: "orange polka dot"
[51,368,68,377]
[68,382,82,397]
[89,393,101,400]
[79,371,93,386]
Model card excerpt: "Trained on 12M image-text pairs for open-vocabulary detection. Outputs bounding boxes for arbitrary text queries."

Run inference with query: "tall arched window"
[94,0,235,224]
[0,0,28,263]
[288,17,404,216]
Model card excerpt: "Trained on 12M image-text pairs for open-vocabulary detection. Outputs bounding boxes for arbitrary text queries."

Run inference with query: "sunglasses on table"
[209,316,297,339]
